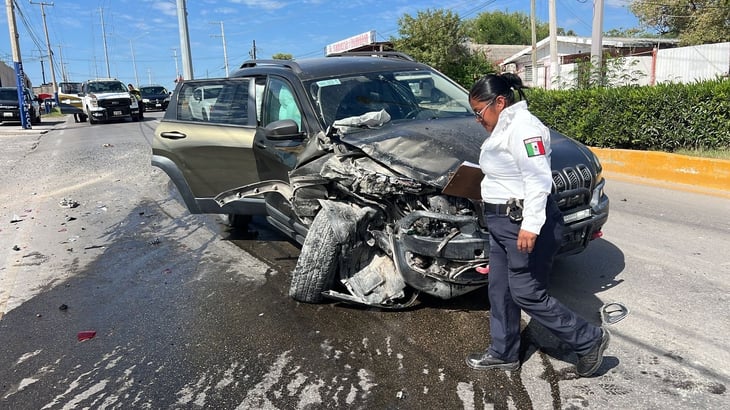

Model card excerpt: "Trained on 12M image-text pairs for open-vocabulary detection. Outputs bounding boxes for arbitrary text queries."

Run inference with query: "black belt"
[483,200,523,216]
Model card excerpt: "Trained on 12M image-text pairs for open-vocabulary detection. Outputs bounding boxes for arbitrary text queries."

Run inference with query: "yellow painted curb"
[591,148,730,194]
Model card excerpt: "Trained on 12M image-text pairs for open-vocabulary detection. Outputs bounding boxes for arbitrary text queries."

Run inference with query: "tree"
[630,0,730,45]
[391,8,495,87]
[467,11,549,44]
[272,53,293,60]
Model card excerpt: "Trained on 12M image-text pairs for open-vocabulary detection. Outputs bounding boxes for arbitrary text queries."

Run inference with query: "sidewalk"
[0,114,70,137]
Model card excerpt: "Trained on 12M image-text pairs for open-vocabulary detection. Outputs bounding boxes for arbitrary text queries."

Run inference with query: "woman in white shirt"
[465,73,609,377]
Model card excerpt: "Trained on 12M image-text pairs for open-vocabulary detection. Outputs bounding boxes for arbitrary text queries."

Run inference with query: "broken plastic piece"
[77,330,96,341]
[601,302,629,325]
[476,265,489,275]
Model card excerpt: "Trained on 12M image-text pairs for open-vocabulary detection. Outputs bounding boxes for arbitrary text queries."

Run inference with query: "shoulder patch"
[523,137,546,157]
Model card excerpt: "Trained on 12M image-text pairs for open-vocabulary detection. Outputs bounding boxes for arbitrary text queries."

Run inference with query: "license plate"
[563,209,591,223]
[113,110,122,116]
[3,112,12,117]
[155,104,161,107]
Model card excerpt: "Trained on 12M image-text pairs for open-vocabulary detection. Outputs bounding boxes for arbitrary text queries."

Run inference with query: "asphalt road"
[0,113,727,409]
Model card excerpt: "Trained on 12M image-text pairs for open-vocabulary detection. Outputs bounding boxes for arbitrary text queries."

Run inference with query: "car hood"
[337,117,599,188]
[93,92,131,100]
[0,99,20,108]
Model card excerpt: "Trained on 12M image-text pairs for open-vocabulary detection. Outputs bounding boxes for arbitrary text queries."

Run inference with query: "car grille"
[99,98,131,108]
[552,164,594,209]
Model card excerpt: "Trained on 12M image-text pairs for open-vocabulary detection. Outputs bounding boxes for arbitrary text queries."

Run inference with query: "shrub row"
[526,79,730,152]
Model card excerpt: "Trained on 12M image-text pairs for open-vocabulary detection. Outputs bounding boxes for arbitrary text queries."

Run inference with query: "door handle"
[160,131,186,140]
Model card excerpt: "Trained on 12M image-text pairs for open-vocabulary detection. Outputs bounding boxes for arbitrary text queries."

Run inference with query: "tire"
[31,111,41,125]
[289,210,339,303]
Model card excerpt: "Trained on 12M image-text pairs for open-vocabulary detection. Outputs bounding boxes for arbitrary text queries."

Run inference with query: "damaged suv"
[152,53,609,309]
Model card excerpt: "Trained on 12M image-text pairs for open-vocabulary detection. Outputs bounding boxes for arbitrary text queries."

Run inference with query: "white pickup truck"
[79,79,141,124]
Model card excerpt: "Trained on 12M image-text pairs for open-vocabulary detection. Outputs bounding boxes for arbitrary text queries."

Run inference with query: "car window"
[262,78,301,131]
[141,86,167,94]
[174,79,252,126]
[306,69,471,127]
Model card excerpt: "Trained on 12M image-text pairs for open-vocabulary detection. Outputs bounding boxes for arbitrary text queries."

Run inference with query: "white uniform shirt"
[478,100,553,234]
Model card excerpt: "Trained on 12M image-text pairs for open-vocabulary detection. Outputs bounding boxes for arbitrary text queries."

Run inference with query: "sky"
[2,0,641,92]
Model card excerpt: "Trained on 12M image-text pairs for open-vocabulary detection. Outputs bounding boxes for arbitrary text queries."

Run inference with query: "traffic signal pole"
[5,0,31,129]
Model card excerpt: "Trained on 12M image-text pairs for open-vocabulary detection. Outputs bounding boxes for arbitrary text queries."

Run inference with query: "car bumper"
[391,210,491,299]
[143,101,169,110]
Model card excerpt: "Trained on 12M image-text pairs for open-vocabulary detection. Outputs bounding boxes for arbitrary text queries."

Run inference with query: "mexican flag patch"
[523,137,546,157]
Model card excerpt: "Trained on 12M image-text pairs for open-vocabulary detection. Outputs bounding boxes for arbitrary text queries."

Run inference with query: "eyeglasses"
[473,99,496,120]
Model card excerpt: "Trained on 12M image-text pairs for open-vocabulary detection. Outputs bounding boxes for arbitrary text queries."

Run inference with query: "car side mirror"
[264,119,304,140]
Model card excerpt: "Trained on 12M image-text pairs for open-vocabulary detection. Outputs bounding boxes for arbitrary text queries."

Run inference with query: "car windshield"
[0,89,18,100]
[305,69,472,127]
[140,86,167,94]
[88,81,127,93]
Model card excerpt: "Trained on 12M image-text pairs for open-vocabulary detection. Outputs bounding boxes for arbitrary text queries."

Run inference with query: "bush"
[527,78,730,152]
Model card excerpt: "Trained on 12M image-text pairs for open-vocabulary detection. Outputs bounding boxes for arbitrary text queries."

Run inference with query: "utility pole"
[250,40,257,60]
[176,0,194,79]
[30,1,58,104]
[210,21,229,76]
[57,43,68,82]
[590,0,605,85]
[6,0,31,128]
[530,0,538,87]
[548,0,560,89]
[171,48,180,81]
[130,39,139,86]
[100,7,111,78]
[39,54,47,84]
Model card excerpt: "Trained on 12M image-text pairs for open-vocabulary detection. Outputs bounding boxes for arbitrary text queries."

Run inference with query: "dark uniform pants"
[485,198,600,362]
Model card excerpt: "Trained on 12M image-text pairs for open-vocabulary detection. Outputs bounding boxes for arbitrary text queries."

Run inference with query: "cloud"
[230,0,286,11]
[152,2,178,17]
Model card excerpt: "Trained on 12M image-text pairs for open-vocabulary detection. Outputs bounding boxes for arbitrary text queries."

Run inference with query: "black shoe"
[465,352,520,371]
[576,327,610,377]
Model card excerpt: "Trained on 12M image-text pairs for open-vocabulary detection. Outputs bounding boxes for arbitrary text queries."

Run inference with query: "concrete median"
[592,147,730,198]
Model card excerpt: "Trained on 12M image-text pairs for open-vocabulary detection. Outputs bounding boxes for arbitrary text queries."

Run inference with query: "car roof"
[231,54,432,81]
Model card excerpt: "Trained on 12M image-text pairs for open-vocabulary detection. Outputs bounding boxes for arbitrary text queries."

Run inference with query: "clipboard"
[441,161,483,200]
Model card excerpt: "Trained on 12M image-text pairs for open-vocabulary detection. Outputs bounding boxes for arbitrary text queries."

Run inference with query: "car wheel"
[31,111,41,125]
[289,210,339,303]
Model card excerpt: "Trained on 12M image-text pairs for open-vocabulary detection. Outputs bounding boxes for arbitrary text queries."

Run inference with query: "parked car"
[0,86,41,125]
[139,85,171,111]
[187,84,222,121]
[152,53,609,309]
[79,78,141,124]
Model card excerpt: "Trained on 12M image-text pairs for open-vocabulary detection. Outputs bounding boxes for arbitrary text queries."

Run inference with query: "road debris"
[10,215,23,223]
[77,330,96,342]
[59,198,79,208]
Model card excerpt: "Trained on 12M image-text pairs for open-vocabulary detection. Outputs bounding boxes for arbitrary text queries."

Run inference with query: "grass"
[674,149,730,160]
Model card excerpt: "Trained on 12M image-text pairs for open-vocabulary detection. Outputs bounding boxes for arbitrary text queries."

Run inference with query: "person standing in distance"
[466,73,610,377]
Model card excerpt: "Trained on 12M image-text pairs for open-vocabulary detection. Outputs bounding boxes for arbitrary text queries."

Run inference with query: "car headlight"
[89,94,98,108]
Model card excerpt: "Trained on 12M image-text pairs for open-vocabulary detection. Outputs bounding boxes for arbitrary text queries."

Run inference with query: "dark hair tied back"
[469,72,529,106]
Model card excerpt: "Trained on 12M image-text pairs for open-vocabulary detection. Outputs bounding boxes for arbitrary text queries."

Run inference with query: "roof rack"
[327,51,415,61]
[239,59,303,73]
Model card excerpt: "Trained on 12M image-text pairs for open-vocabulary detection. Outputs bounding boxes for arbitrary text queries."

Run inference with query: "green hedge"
[526,79,730,152]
